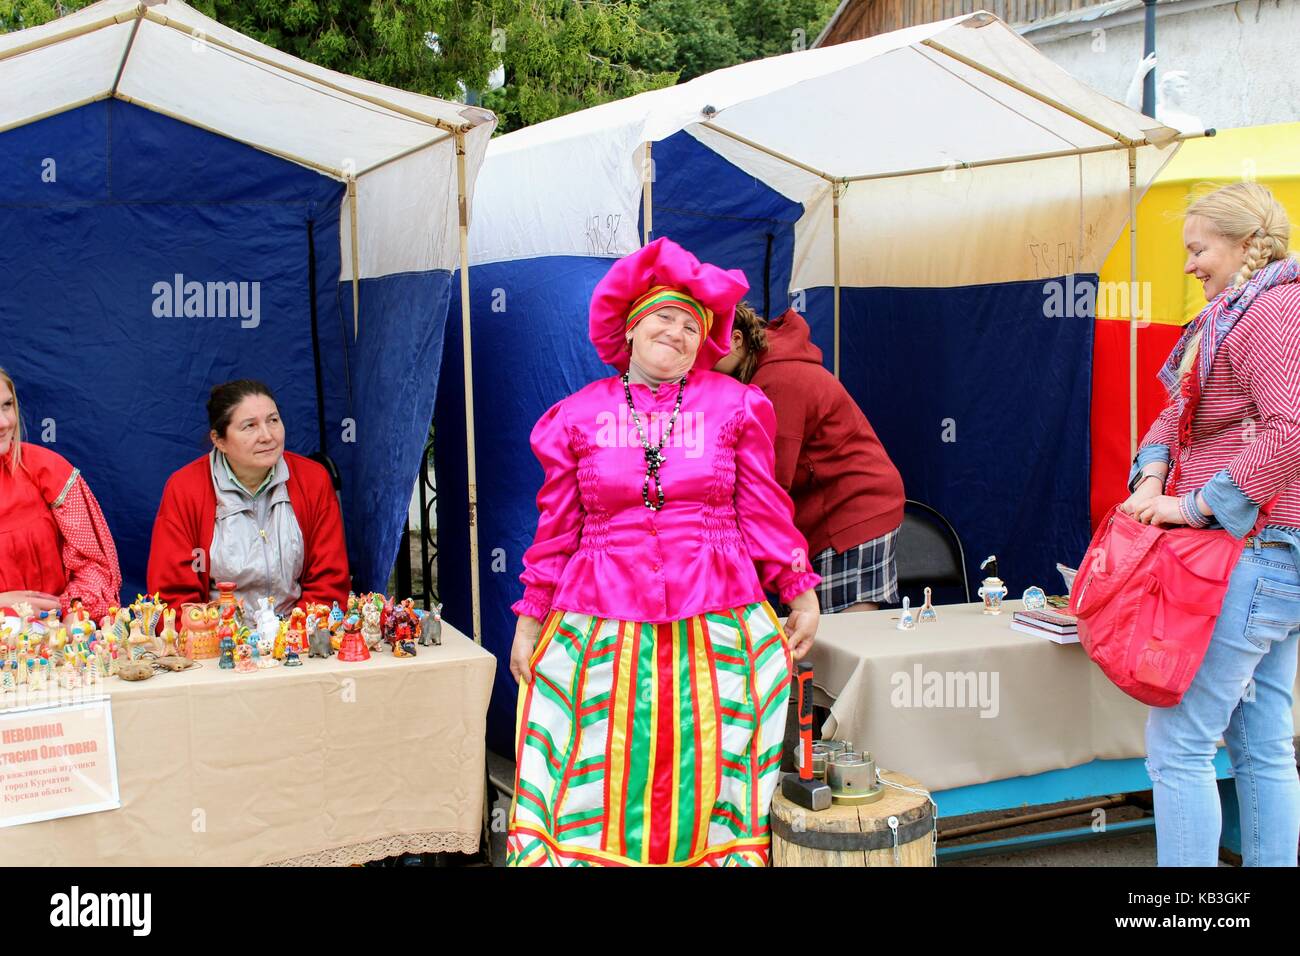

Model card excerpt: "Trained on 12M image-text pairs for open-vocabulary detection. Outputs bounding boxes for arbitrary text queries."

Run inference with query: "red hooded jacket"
[749,310,905,556]
[146,451,350,611]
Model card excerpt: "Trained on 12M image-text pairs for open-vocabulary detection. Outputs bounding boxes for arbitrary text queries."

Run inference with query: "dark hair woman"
[146,379,349,614]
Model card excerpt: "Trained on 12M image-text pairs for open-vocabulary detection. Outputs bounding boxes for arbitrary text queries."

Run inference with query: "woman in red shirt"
[1121,182,1299,867]
[0,368,122,619]
[716,304,905,612]
[146,379,350,615]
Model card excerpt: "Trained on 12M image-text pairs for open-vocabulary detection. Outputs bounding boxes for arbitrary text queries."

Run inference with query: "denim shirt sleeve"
[1199,469,1263,539]
[1127,444,1171,492]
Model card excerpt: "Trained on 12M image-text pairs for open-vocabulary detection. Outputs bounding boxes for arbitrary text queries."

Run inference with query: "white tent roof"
[471,11,1184,289]
[0,0,496,280]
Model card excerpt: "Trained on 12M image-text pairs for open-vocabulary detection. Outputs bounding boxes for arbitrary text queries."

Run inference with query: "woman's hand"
[1132,495,1186,527]
[510,614,544,684]
[783,590,820,661]
[0,591,61,613]
[1119,474,1163,517]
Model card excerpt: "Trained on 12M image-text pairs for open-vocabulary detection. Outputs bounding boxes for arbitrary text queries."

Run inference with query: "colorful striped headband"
[625,285,713,338]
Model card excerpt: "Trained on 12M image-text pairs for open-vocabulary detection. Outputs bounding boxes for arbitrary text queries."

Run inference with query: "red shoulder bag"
[1068,373,1270,707]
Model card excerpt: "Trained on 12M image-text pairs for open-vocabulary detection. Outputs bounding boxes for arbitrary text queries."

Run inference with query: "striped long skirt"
[506,602,793,866]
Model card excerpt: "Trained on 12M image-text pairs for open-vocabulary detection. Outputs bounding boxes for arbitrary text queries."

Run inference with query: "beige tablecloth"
[810,601,1300,793]
[3,627,496,866]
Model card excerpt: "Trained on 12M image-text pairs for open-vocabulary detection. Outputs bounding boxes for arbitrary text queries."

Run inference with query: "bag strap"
[1070,507,1165,616]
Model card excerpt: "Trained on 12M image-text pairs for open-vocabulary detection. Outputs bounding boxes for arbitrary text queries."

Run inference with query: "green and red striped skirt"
[507,602,793,867]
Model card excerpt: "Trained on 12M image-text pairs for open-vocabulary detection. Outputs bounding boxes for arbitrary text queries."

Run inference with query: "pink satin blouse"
[512,370,821,624]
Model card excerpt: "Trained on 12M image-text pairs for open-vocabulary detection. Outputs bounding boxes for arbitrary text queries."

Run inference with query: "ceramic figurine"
[288,607,307,650]
[12,600,35,621]
[897,596,916,631]
[337,614,370,662]
[308,620,332,659]
[159,609,179,656]
[1021,586,1048,611]
[283,642,302,667]
[393,620,416,658]
[361,601,383,651]
[27,657,47,690]
[234,642,257,674]
[978,555,1008,616]
[918,587,938,624]
[216,580,240,624]
[218,627,235,670]
[180,602,221,659]
[255,632,278,669]
[255,597,280,647]
[0,660,16,693]
[417,602,443,647]
[130,593,164,643]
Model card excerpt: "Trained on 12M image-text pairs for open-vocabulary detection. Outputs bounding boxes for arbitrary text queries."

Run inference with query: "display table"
[811,601,1300,794]
[2,626,496,866]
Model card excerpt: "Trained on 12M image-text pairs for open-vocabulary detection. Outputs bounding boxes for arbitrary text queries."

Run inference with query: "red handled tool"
[781,661,831,811]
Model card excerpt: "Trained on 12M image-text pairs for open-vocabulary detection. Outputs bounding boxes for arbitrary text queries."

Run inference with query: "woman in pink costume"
[506,238,821,867]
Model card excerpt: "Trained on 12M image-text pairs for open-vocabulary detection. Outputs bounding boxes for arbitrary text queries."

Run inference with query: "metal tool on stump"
[781,661,832,811]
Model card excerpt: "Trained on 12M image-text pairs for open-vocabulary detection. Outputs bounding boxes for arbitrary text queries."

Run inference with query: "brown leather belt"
[1246,538,1288,549]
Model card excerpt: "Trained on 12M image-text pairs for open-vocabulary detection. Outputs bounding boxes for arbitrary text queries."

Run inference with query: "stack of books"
[1011,608,1079,644]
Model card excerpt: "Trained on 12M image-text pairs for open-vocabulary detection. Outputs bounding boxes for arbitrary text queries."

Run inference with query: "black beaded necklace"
[621,370,686,510]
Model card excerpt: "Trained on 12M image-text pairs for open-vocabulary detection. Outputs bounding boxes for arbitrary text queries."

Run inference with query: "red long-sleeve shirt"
[146,451,351,611]
[0,443,122,619]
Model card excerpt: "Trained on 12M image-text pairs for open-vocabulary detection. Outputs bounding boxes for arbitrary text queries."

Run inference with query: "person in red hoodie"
[147,379,349,615]
[716,305,905,611]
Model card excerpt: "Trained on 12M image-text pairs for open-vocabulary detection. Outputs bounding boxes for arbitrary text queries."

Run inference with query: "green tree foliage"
[1,0,838,132]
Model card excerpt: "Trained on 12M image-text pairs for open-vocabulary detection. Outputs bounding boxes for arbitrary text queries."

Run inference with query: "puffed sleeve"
[52,474,123,620]
[512,399,583,619]
[734,385,822,603]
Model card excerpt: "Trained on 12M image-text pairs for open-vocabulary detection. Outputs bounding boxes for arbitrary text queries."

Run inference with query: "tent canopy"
[472,11,1179,289]
[0,0,495,598]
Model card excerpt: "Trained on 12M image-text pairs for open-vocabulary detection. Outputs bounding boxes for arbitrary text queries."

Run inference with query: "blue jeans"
[1145,536,1300,866]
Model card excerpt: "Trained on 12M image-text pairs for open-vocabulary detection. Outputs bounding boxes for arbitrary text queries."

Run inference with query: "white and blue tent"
[0,0,494,597]
[433,11,1187,750]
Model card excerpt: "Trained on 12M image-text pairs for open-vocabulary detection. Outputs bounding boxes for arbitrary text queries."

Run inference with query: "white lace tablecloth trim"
[265,830,481,866]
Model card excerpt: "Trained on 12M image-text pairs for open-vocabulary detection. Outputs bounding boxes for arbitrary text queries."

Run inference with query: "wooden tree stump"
[771,770,934,867]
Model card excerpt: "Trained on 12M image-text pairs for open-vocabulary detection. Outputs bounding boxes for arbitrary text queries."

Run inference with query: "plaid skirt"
[813,526,900,613]
[506,602,792,866]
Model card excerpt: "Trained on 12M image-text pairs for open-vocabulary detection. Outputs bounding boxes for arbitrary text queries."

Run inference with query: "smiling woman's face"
[628,305,701,380]
[211,393,284,476]
[1183,214,1248,302]
[0,378,17,458]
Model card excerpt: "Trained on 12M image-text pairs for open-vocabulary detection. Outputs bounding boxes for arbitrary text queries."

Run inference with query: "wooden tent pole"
[348,177,361,339]
[455,130,483,645]
[833,182,843,380]
[1128,147,1139,460]
[642,141,653,245]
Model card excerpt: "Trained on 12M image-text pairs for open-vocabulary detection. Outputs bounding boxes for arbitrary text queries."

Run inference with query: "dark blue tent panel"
[0,100,448,598]
[800,277,1096,597]
[641,130,800,320]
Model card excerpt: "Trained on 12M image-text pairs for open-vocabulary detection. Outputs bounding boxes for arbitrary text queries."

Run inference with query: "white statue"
[1125,53,1203,133]
[255,597,280,649]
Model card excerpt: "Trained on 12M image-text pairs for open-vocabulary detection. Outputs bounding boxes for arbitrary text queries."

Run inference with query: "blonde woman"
[0,368,122,619]
[1120,183,1299,866]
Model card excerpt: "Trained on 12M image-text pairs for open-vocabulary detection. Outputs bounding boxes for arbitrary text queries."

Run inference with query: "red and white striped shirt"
[1141,284,1300,529]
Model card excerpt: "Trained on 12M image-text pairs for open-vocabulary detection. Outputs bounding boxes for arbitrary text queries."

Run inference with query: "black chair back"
[895,499,970,604]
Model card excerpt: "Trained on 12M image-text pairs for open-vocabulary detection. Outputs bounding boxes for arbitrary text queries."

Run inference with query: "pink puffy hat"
[589,237,749,373]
